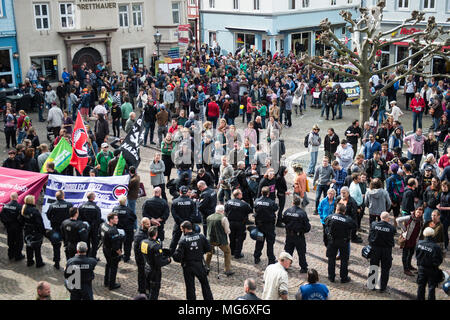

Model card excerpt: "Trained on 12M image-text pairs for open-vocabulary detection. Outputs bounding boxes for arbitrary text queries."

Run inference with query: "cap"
[424,165,433,171]
[278,251,293,261]
[101,143,109,148]
[390,100,396,105]
[179,186,189,195]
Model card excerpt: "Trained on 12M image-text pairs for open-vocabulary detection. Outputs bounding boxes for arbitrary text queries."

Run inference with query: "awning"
[225,26,268,33]
[279,23,346,34]
[393,42,409,46]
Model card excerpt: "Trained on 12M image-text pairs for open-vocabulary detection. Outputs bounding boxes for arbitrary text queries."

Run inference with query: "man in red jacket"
[207,96,220,129]
[410,92,425,132]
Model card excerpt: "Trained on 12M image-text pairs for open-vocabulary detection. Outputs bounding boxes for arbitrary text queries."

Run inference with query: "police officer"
[225,189,253,259]
[64,242,97,300]
[253,186,279,265]
[169,186,197,256]
[79,192,102,260]
[142,187,170,243]
[46,190,73,269]
[324,203,357,283]
[101,213,123,290]
[112,195,136,262]
[134,218,151,295]
[415,227,444,300]
[141,226,171,300]
[197,181,217,235]
[61,207,89,260]
[368,211,395,292]
[0,192,24,261]
[282,197,311,273]
[173,221,213,300]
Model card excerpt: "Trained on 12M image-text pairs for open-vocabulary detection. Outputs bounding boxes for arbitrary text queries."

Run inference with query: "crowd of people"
[0,42,449,301]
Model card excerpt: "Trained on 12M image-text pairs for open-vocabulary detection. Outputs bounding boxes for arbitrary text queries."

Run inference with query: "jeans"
[127,200,137,229]
[433,117,440,131]
[320,101,326,116]
[378,110,387,124]
[285,109,292,126]
[158,126,168,146]
[17,130,27,144]
[218,188,231,204]
[407,151,423,168]
[402,247,415,271]
[302,94,307,110]
[412,112,423,132]
[143,121,155,145]
[38,104,44,121]
[315,184,330,211]
[307,151,318,175]
[112,119,121,138]
[326,104,335,119]
[423,207,433,223]
[334,103,343,119]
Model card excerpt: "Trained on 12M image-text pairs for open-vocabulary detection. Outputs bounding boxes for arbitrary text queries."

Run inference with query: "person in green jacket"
[121,97,133,131]
[256,102,267,128]
[160,133,176,180]
[95,143,114,176]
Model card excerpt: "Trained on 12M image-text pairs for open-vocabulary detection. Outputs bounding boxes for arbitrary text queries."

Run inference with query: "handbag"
[398,231,407,248]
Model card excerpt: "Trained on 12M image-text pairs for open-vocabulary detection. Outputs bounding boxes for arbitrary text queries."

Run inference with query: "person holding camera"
[101,213,123,290]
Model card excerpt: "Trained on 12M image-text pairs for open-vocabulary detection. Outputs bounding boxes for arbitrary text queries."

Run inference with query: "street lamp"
[154,29,162,60]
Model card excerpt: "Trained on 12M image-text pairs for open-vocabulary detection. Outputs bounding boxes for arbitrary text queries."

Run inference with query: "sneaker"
[341,277,351,283]
[109,283,121,290]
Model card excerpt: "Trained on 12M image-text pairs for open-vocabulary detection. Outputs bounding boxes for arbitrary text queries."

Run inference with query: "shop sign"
[76,0,117,10]
[399,27,422,35]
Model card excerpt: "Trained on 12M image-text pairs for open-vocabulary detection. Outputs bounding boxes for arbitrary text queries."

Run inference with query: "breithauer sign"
[77,0,117,10]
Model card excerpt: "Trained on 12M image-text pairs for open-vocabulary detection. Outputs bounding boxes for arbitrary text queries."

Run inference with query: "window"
[60,3,74,29]
[172,2,180,24]
[209,0,215,8]
[122,48,144,72]
[209,32,217,47]
[348,0,353,3]
[0,1,3,17]
[132,4,143,26]
[302,0,310,7]
[280,39,284,51]
[0,49,13,85]
[315,31,332,57]
[292,32,310,56]
[289,0,296,10]
[254,0,260,10]
[423,0,435,10]
[398,0,409,9]
[236,33,255,51]
[342,27,346,35]
[331,0,337,5]
[233,0,239,10]
[379,45,390,68]
[31,56,58,82]
[34,3,50,30]
[119,5,129,27]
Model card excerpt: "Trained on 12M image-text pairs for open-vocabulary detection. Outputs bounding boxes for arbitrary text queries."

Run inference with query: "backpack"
[279,139,286,156]
[391,177,405,202]
[304,134,309,148]
[229,172,241,190]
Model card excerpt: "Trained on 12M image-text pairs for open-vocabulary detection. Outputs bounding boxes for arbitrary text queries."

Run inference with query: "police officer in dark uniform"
[112,195,136,262]
[173,221,214,300]
[0,192,24,261]
[282,197,311,273]
[101,212,123,290]
[225,189,253,259]
[253,186,279,265]
[46,190,73,269]
[141,226,171,300]
[368,211,396,292]
[415,227,444,300]
[142,186,170,243]
[197,180,217,235]
[324,203,357,283]
[64,241,97,300]
[61,207,89,260]
[134,217,151,295]
[169,186,197,256]
[78,192,102,260]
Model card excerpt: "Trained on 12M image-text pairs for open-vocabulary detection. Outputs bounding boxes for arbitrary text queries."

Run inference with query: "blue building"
[0,0,21,87]
[200,0,361,56]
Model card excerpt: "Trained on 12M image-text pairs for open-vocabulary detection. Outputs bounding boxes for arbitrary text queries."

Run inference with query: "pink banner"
[0,168,48,211]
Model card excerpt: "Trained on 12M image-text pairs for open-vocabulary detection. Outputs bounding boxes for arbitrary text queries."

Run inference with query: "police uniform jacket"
[324,213,357,246]
[112,204,136,231]
[254,196,279,225]
[1,200,22,228]
[101,223,122,257]
[225,199,253,222]
[61,218,89,245]
[171,195,196,225]
[133,227,148,265]
[335,196,359,220]
[198,187,217,216]
[64,255,97,284]
[173,231,211,265]
[282,206,311,235]
[415,239,443,268]
[368,221,395,248]
[18,205,45,239]
[141,238,170,272]
[46,200,73,231]
[79,201,102,229]
[142,197,170,224]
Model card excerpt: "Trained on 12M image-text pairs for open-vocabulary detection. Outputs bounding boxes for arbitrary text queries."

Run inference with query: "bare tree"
[301,0,449,123]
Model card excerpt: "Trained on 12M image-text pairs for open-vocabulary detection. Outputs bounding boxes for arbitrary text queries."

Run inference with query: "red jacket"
[410,97,425,113]
[207,101,220,118]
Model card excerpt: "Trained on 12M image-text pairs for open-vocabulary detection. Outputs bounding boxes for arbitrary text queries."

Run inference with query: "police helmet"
[193,224,201,234]
[179,186,189,195]
[361,245,372,259]
[443,280,450,295]
[248,226,264,242]
[45,230,62,244]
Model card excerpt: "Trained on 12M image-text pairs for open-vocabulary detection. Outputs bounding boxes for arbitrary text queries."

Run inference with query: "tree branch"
[381,31,428,47]
[377,44,436,74]
[324,31,362,68]
[300,56,361,81]
[411,72,450,79]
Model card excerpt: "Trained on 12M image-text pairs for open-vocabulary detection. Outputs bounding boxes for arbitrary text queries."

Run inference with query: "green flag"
[41,138,73,173]
[113,153,126,176]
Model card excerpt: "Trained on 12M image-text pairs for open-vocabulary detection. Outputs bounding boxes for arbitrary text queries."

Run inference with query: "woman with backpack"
[386,163,404,229]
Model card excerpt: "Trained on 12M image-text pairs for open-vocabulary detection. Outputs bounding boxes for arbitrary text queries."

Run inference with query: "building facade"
[364,0,450,75]
[0,0,21,87]
[14,0,189,83]
[200,0,361,56]
[187,0,200,49]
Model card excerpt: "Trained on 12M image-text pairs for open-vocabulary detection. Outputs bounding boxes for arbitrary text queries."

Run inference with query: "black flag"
[120,115,145,168]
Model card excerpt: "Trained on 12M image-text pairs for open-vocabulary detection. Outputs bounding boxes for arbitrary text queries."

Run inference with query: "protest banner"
[120,115,145,168]
[41,138,72,173]
[42,174,130,229]
[331,81,361,105]
[0,168,48,211]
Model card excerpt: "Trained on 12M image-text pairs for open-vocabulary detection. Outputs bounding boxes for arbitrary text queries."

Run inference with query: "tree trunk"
[359,80,372,124]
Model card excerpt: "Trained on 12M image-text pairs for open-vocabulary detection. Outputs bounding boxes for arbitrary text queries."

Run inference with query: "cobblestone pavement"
[0,100,448,300]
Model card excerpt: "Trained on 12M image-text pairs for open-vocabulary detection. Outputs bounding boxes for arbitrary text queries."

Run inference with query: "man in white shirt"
[387,101,404,122]
[262,252,293,300]
[47,102,64,138]
[335,139,354,170]
[370,74,380,87]
[93,103,108,118]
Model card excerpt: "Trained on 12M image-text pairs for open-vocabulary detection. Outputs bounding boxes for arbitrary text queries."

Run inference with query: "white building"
[14,0,189,82]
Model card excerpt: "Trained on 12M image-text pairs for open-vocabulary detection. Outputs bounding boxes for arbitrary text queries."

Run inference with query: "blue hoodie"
[318,197,335,225]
